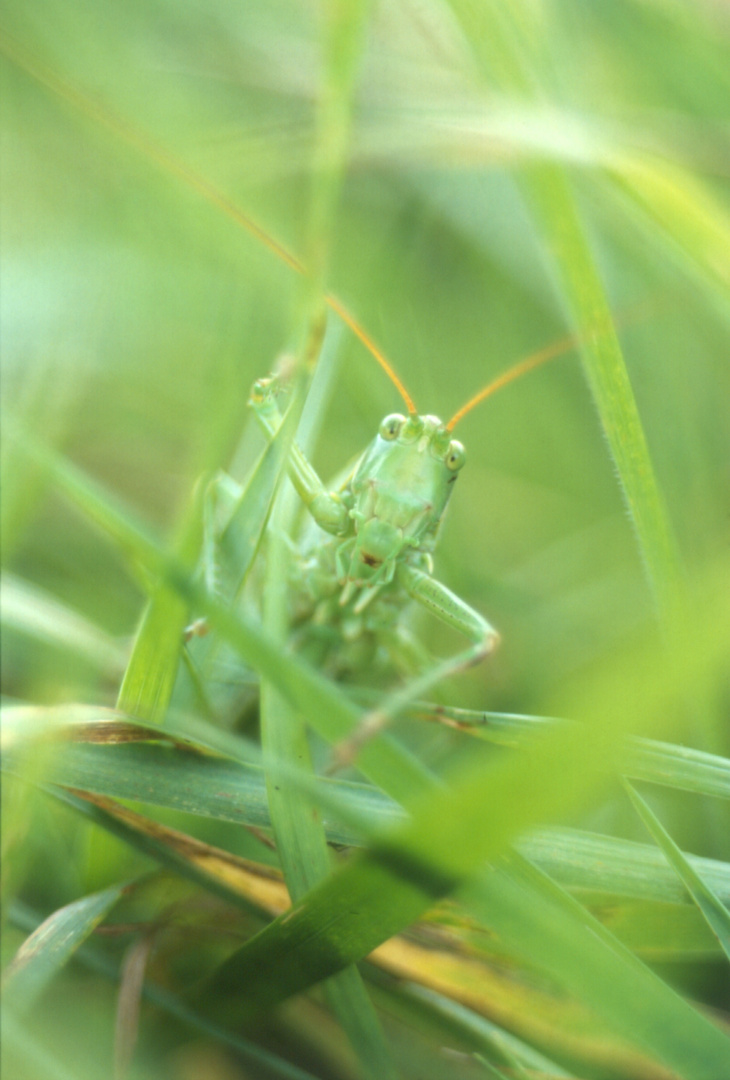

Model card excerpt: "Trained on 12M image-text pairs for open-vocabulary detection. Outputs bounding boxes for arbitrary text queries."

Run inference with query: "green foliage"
[2,3,729,1079]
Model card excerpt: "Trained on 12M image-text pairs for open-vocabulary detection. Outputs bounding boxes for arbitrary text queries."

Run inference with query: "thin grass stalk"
[256,5,397,1076]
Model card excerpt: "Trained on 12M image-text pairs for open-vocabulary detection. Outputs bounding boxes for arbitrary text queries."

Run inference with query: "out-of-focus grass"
[2,2,729,1079]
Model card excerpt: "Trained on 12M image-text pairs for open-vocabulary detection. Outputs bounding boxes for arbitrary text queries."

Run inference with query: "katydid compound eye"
[445,440,466,471]
[380,414,406,440]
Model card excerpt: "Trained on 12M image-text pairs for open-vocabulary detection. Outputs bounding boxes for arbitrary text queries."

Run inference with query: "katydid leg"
[250,378,349,536]
[331,564,499,767]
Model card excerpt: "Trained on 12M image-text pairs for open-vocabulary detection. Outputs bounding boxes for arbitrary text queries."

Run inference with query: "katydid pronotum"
[187,313,579,767]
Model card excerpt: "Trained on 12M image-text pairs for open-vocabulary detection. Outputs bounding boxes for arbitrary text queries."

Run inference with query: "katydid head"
[339,413,466,608]
[351,414,465,531]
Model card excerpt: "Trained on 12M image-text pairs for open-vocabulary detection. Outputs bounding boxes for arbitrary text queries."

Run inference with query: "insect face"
[347,414,465,563]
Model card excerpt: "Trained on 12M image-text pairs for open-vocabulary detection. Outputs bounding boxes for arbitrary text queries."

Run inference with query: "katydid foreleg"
[250,377,349,536]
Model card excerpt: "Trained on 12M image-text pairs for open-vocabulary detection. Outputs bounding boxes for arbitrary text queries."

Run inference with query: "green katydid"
[187,326,578,766]
[239,309,648,769]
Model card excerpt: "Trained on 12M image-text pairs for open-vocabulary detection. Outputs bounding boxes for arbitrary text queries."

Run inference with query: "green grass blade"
[522,828,730,907]
[625,737,730,800]
[43,786,282,917]
[386,983,576,1080]
[2,882,129,1013]
[414,706,730,799]
[115,584,189,724]
[260,623,398,1079]
[444,1,683,627]
[115,424,288,726]
[623,779,730,961]
[5,705,730,907]
[257,0,398,1064]
[261,345,344,894]
[595,896,724,962]
[218,432,289,600]
[466,854,730,1080]
[115,472,205,724]
[524,167,683,625]
[474,1058,510,1080]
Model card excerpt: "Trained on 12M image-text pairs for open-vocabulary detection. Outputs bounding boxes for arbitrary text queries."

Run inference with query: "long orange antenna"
[0,32,417,416]
[447,292,661,431]
[446,331,579,432]
[324,295,417,415]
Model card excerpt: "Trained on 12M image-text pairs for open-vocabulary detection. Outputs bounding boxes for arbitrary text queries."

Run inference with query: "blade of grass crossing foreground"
[12,771,729,1073]
[46,786,287,918]
[5,709,730,905]
[22,770,719,1068]
[623,779,730,962]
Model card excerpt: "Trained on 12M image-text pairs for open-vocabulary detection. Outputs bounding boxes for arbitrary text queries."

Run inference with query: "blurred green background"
[2,2,729,1078]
